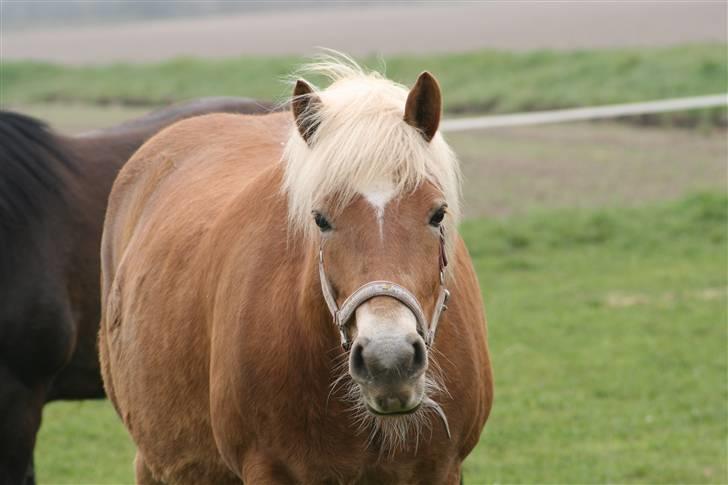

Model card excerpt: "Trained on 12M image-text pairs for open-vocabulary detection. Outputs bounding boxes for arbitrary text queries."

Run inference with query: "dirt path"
[449,122,728,217]
[3,2,726,64]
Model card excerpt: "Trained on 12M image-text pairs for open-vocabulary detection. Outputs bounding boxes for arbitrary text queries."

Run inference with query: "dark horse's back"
[0,98,274,485]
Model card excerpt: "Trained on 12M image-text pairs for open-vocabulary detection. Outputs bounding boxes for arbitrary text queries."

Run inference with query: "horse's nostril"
[350,340,369,380]
[412,338,426,372]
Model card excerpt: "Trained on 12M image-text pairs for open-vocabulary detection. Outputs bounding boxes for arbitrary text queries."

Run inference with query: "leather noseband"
[318,228,450,351]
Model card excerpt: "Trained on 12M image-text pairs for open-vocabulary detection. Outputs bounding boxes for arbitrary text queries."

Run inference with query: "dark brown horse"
[0,97,272,485]
[100,59,493,484]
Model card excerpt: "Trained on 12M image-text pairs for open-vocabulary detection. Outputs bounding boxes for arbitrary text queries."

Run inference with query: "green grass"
[2,44,726,125]
[460,192,727,483]
[36,401,135,483]
[36,193,727,484]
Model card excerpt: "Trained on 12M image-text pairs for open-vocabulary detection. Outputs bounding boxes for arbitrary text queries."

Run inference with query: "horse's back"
[92,97,276,138]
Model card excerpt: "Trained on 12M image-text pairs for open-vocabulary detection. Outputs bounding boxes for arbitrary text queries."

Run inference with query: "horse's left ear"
[404,71,442,142]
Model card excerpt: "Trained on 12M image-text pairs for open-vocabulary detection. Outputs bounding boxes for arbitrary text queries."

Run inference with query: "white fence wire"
[440,94,728,132]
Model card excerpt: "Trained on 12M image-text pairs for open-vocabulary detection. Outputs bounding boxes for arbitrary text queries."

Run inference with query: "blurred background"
[1,1,726,483]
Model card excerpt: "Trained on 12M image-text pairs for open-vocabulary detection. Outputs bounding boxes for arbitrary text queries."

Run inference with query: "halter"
[318,227,450,351]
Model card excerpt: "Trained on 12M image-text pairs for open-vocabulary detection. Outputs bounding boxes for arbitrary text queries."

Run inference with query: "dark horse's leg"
[23,456,35,485]
[0,290,75,485]
[0,365,45,485]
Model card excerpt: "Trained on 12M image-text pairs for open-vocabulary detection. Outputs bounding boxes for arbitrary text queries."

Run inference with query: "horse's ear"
[292,79,322,145]
[404,71,442,142]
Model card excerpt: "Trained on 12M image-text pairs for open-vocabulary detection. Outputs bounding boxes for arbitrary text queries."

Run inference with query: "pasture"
[8,44,726,483]
[36,193,727,483]
[3,44,726,126]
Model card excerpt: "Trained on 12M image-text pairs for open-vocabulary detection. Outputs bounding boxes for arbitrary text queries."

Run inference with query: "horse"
[99,58,493,484]
[0,97,273,485]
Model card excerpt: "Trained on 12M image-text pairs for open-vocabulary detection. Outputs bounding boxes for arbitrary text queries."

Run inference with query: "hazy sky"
[2,1,378,30]
[2,2,725,63]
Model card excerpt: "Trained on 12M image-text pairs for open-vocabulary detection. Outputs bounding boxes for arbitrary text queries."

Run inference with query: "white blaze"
[361,183,395,240]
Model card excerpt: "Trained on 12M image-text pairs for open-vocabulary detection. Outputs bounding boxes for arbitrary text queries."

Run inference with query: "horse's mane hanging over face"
[281,55,461,242]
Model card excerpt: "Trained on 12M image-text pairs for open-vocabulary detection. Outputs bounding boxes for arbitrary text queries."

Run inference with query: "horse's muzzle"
[349,327,427,414]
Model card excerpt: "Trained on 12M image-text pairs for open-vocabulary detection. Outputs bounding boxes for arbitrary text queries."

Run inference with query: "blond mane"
[281,54,462,242]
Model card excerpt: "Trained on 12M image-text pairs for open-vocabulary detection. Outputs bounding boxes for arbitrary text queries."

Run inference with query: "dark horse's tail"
[0,111,75,232]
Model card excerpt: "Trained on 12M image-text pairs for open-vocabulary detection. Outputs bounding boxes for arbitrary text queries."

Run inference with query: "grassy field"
[2,44,726,125]
[36,193,727,484]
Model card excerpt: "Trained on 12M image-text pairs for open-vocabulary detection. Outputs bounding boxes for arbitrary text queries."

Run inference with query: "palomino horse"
[100,59,493,484]
[0,98,272,485]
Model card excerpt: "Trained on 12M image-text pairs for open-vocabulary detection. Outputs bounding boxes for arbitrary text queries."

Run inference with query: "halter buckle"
[335,312,351,350]
[340,333,351,351]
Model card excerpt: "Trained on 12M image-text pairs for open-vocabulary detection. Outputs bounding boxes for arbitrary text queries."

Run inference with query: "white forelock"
[281,53,462,247]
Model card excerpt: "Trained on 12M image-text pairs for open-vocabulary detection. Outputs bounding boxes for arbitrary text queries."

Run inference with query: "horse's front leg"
[0,365,45,485]
[135,453,166,485]
[23,456,35,485]
[240,453,296,485]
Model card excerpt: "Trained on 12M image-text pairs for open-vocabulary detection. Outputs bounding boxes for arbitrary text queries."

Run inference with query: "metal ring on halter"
[318,229,450,351]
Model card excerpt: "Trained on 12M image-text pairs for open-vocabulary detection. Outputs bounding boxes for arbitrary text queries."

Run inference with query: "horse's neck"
[200,163,339,404]
[269,177,336,351]
[262,169,339,357]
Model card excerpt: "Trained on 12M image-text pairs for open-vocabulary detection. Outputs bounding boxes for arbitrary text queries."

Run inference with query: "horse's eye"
[429,206,447,227]
[313,211,332,231]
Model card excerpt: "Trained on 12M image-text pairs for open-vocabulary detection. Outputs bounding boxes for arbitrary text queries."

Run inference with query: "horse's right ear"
[292,80,322,145]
